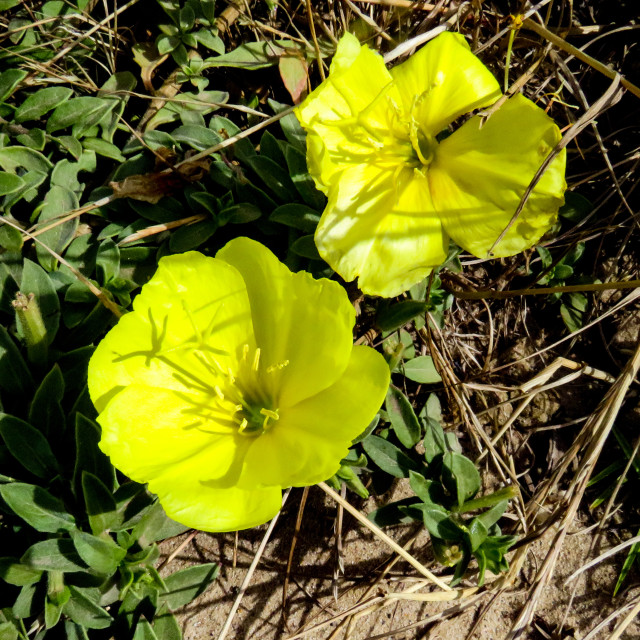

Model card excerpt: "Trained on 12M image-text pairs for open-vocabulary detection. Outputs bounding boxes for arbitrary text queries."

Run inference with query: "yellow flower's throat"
[207,344,289,437]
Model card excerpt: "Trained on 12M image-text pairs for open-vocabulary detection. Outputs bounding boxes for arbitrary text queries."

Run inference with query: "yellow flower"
[295,32,567,297]
[88,238,389,532]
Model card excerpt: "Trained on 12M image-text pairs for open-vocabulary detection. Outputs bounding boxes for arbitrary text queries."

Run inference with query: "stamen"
[252,347,261,372]
[242,344,249,361]
[227,367,235,384]
[260,408,279,420]
[214,386,225,400]
[238,418,249,433]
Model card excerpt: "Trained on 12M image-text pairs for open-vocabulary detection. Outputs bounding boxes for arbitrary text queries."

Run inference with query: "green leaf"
[82,471,120,535]
[172,124,222,150]
[408,470,438,504]
[208,115,255,163]
[246,155,296,201]
[194,29,225,53]
[0,414,58,478]
[614,528,640,596]
[12,583,39,618]
[0,147,52,173]
[377,300,428,332]
[21,539,87,573]
[0,172,24,196]
[290,234,321,260]
[560,302,583,333]
[132,500,189,546]
[0,482,76,533]
[96,239,120,284]
[0,68,27,103]
[416,502,462,540]
[402,356,441,384]
[157,34,181,55]
[70,529,126,575]
[558,191,592,222]
[204,41,287,69]
[63,586,113,629]
[64,621,90,640]
[367,497,422,527]
[16,127,46,151]
[159,563,219,609]
[0,217,24,251]
[466,518,489,552]
[351,414,379,445]
[133,618,159,640]
[169,220,218,252]
[385,386,420,448]
[56,135,83,160]
[270,203,320,233]
[19,258,60,344]
[220,203,261,224]
[442,452,481,508]
[422,417,448,464]
[73,414,115,494]
[0,325,34,399]
[152,607,182,640]
[45,594,65,628]
[28,364,65,438]
[47,97,114,135]
[361,435,421,478]
[269,98,306,150]
[0,557,43,586]
[283,144,325,209]
[82,137,125,162]
[34,185,79,271]
[14,87,74,123]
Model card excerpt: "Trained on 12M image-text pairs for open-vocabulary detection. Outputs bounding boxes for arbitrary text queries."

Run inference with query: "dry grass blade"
[216,490,290,640]
[318,482,451,591]
[506,338,640,639]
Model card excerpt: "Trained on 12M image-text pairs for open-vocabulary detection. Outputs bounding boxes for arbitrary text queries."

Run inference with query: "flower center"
[411,126,437,166]
[205,344,288,438]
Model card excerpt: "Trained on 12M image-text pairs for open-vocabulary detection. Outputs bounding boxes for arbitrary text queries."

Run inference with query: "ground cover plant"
[0,0,639,639]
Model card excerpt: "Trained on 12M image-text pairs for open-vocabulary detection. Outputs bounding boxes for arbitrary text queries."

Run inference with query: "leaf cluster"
[338,393,517,586]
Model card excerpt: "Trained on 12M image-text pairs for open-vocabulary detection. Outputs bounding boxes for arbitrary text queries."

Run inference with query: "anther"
[242,344,249,361]
[214,386,225,400]
[238,418,249,433]
[260,408,279,421]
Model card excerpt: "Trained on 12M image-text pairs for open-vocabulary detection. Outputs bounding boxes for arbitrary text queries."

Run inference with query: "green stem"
[452,486,519,514]
[12,292,48,365]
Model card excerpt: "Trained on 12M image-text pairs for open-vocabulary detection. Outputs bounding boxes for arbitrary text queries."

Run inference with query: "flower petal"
[315,164,449,297]
[88,252,254,412]
[295,33,401,191]
[149,470,283,532]
[97,385,250,485]
[430,93,566,257]
[216,237,355,407]
[390,32,501,135]
[241,345,390,488]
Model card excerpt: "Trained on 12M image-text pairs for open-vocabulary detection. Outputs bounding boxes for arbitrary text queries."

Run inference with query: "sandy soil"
[160,482,640,640]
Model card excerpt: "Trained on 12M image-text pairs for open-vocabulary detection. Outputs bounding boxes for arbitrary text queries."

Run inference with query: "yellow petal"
[88,251,253,412]
[390,32,501,135]
[430,93,566,258]
[315,164,448,297]
[149,470,282,532]
[97,385,249,485]
[295,33,402,191]
[296,32,392,128]
[216,237,355,407]
[241,345,390,488]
